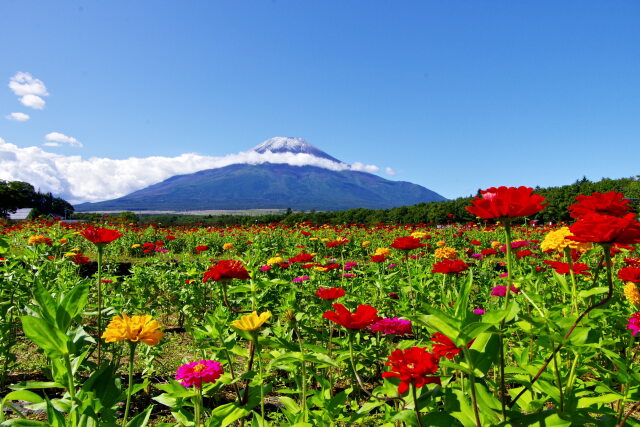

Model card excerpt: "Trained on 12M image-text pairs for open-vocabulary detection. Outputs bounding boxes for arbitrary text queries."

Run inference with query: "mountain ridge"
[75,137,446,211]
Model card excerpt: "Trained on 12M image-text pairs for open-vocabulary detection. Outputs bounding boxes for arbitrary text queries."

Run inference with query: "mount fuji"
[75,137,446,212]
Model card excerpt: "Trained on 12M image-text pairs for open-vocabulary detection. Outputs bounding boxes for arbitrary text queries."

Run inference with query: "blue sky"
[1,1,639,203]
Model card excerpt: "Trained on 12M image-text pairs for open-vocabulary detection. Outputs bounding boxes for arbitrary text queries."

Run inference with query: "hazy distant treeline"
[71,176,640,226]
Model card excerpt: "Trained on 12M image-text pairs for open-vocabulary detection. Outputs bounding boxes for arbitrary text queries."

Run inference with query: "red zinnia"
[370,254,387,263]
[569,213,640,245]
[382,347,440,394]
[466,186,547,219]
[322,303,378,329]
[195,245,209,253]
[71,252,91,265]
[289,252,315,263]
[431,259,469,274]
[390,236,426,251]
[543,260,590,275]
[80,227,122,245]
[315,287,346,300]
[203,260,250,282]
[619,267,640,284]
[569,191,631,219]
[431,332,461,359]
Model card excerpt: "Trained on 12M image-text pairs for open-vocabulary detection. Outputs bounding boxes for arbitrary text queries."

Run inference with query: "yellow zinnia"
[491,241,502,249]
[375,247,391,257]
[28,235,48,245]
[540,227,592,253]
[267,256,284,265]
[223,243,234,250]
[102,314,163,345]
[231,311,272,331]
[411,232,428,239]
[362,241,371,247]
[434,247,458,260]
[625,282,640,306]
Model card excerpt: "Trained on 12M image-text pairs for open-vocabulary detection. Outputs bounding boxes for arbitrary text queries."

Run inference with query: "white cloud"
[0,138,389,204]
[5,112,30,122]
[8,72,49,110]
[44,132,83,147]
[385,167,397,176]
[19,94,46,110]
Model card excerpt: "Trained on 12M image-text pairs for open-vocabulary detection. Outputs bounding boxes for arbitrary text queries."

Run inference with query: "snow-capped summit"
[252,137,343,163]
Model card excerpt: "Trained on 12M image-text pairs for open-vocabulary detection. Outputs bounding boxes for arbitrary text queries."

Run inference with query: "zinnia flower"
[176,360,223,388]
[569,213,640,245]
[203,260,250,282]
[102,314,163,345]
[628,312,640,336]
[315,287,346,300]
[434,247,458,260]
[431,332,461,359]
[370,254,387,263]
[322,303,378,330]
[375,247,391,257]
[544,260,591,275]
[370,318,412,335]
[222,243,234,250]
[70,252,91,265]
[382,347,440,394]
[466,186,547,219]
[431,259,468,274]
[231,311,271,331]
[28,235,51,245]
[624,282,640,306]
[618,267,640,283]
[267,256,284,265]
[80,227,122,245]
[390,236,426,251]
[491,285,520,297]
[569,191,631,219]
[289,252,315,263]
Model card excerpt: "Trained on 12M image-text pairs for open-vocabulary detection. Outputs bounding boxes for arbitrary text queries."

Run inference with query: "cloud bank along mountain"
[0,137,387,204]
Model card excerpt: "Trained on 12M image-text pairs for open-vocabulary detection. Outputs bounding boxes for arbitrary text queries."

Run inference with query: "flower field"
[1,188,640,426]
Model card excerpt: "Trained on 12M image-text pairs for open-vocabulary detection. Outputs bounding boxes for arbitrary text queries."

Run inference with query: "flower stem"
[510,248,614,409]
[97,245,104,365]
[461,346,482,427]
[241,339,256,405]
[195,385,203,426]
[411,383,424,427]
[63,353,78,427]
[122,341,137,427]
[498,219,513,419]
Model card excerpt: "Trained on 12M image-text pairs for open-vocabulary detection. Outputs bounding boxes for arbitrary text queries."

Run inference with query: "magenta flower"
[628,313,640,336]
[176,360,223,388]
[473,308,486,315]
[259,265,272,272]
[370,318,412,335]
[344,262,358,271]
[490,285,520,297]
[292,276,310,283]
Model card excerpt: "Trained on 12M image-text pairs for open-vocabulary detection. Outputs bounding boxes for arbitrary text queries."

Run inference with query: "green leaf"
[207,402,250,427]
[20,316,69,357]
[279,396,301,414]
[44,397,65,427]
[57,282,89,330]
[125,405,154,427]
[413,310,461,340]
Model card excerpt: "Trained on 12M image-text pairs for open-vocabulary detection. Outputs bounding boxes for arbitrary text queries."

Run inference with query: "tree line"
[0,180,75,219]
[70,175,640,226]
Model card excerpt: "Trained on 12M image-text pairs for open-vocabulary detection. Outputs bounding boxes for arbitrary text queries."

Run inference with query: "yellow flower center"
[193,363,205,373]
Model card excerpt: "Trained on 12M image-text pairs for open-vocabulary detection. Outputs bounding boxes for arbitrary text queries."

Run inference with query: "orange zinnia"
[102,314,163,345]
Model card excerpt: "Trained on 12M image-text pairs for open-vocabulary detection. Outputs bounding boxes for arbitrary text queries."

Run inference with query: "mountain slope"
[75,163,446,211]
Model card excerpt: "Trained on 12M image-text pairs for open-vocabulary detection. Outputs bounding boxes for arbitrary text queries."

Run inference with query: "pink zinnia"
[628,313,640,336]
[370,318,412,335]
[175,360,223,388]
[490,285,520,297]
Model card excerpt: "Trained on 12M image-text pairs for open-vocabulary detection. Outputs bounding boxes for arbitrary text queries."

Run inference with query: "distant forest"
[0,180,75,219]
[72,175,640,226]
